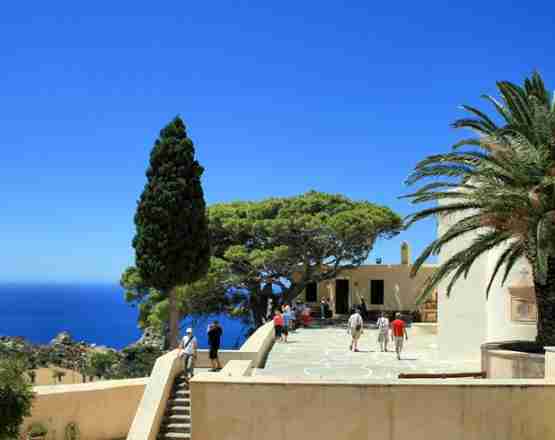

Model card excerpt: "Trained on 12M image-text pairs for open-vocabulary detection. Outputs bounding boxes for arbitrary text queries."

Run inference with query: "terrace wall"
[191,370,555,440]
[21,379,147,440]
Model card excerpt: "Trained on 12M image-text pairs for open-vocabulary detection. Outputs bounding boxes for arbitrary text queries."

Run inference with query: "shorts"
[378,332,389,343]
[282,325,289,335]
[275,325,283,338]
[394,336,404,351]
[351,329,362,340]
[209,346,219,360]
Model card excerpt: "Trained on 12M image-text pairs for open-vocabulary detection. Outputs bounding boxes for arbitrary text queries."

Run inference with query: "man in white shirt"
[179,327,198,382]
[348,308,364,352]
[376,312,390,352]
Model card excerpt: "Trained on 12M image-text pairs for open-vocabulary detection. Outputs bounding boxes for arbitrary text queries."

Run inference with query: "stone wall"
[21,379,147,440]
[191,375,555,440]
[482,342,545,379]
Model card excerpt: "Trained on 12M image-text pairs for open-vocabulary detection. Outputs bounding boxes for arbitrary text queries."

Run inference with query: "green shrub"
[0,358,35,440]
[27,422,48,437]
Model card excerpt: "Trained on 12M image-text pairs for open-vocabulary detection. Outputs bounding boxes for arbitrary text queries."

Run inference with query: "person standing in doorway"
[320,297,327,322]
[391,313,408,360]
[179,328,198,382]
[347,308,364,352]
[207,320,223,372]
[359,296,368,321]
[376,312,390,352]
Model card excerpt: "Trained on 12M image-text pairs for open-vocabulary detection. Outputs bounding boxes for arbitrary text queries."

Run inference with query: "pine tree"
[133,116,210,348]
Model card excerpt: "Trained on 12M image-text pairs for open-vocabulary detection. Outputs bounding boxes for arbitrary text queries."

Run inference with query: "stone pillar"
[545,347,555,379]
[327,282,336,317]
[401,241,411,265]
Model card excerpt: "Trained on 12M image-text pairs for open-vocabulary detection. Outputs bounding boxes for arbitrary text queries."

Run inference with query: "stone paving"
[254,325,480,380]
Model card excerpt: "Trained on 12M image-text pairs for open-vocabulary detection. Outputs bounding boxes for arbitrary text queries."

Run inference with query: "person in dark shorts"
[207,320,223,371]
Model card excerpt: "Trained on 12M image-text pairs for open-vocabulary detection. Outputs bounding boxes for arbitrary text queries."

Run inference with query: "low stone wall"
[190,374,555,440]
[194,321,275,368]
[21,378,147,440]
[408,322,438,336]
[482,342,545,378]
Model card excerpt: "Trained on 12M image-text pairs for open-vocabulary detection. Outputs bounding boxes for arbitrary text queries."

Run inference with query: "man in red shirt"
[391,313,408,360]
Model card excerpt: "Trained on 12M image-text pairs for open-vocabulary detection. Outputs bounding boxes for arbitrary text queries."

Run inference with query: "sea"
[0,283,250,350]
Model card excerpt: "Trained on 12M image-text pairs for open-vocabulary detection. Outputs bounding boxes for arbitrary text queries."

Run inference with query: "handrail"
[126,350,182,440]
[398,371,487,379]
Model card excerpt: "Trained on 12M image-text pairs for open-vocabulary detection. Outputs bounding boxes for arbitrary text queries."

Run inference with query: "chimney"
[401,241,410,265]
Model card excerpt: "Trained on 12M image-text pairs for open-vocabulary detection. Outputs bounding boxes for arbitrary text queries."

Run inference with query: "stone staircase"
[157,374,191,440]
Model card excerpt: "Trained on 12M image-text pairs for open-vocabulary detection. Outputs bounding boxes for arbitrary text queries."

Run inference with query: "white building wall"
[436,202,536,362]
[485,245,536,343]
[437,209,488,361]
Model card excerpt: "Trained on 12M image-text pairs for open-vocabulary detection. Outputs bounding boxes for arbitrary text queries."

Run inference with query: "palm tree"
[402,72,555,346]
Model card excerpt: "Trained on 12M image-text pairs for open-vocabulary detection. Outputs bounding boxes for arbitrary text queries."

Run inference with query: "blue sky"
[1,2,554,283]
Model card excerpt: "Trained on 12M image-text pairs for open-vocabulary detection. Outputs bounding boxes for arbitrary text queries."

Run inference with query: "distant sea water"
[0,283,249,350]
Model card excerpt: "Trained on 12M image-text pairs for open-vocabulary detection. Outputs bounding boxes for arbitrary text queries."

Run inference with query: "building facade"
[300,242,437,319]
[436,206,537,362]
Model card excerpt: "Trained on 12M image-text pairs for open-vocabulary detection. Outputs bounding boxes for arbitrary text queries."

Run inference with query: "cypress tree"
[133,116,210,348]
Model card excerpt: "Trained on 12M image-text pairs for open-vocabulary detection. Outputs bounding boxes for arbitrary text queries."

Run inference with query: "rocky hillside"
[0,327,166,380]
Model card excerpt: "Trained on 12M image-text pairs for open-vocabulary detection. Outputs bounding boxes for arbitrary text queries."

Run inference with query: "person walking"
[347,308,364,352]
[391,313,408,360]
[266,297,274,321]
[282,305,292,342]
[290,303,297,331]
[207,320,223,371]
[273,310,285,342]
[179,327,198,382]
[376,312,390,352]
[359,296,368,321]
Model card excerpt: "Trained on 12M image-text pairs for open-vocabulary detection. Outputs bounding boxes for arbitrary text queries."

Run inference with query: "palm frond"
[486,241,523,297]
[403,202,482,228]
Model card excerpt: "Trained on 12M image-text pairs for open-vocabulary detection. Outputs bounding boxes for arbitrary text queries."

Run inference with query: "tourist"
[273,310,285,342]
[207,320,223,372]
[376,312,390,352]
[301,303,312,327]
[359,295,368,321]
[347,308,364,352]
[391,312,408,360]
[266,297,274,321]
[320,298,327,321]
[290,303,297,331]
[324,298,332,319]
[179,327,198,382]
[282,305,292,342]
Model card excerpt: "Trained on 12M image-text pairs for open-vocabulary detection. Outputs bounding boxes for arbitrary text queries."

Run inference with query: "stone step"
[173,389,190,398]
[161,423,191,434]
[167,406,190,416]
[167,414,191,424]
[174,381,190,390]
[169,398,190,407]
[157,433,190,440]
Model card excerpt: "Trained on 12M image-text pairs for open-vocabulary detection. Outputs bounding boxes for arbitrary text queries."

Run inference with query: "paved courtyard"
[254,325,480,380]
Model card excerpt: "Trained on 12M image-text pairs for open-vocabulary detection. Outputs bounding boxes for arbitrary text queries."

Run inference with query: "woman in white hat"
[179,327,198,382]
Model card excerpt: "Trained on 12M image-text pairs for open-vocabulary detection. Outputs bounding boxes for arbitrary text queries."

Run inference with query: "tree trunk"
[282,282,305,304]
[535,256,555,347]
[168,287,180,349]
